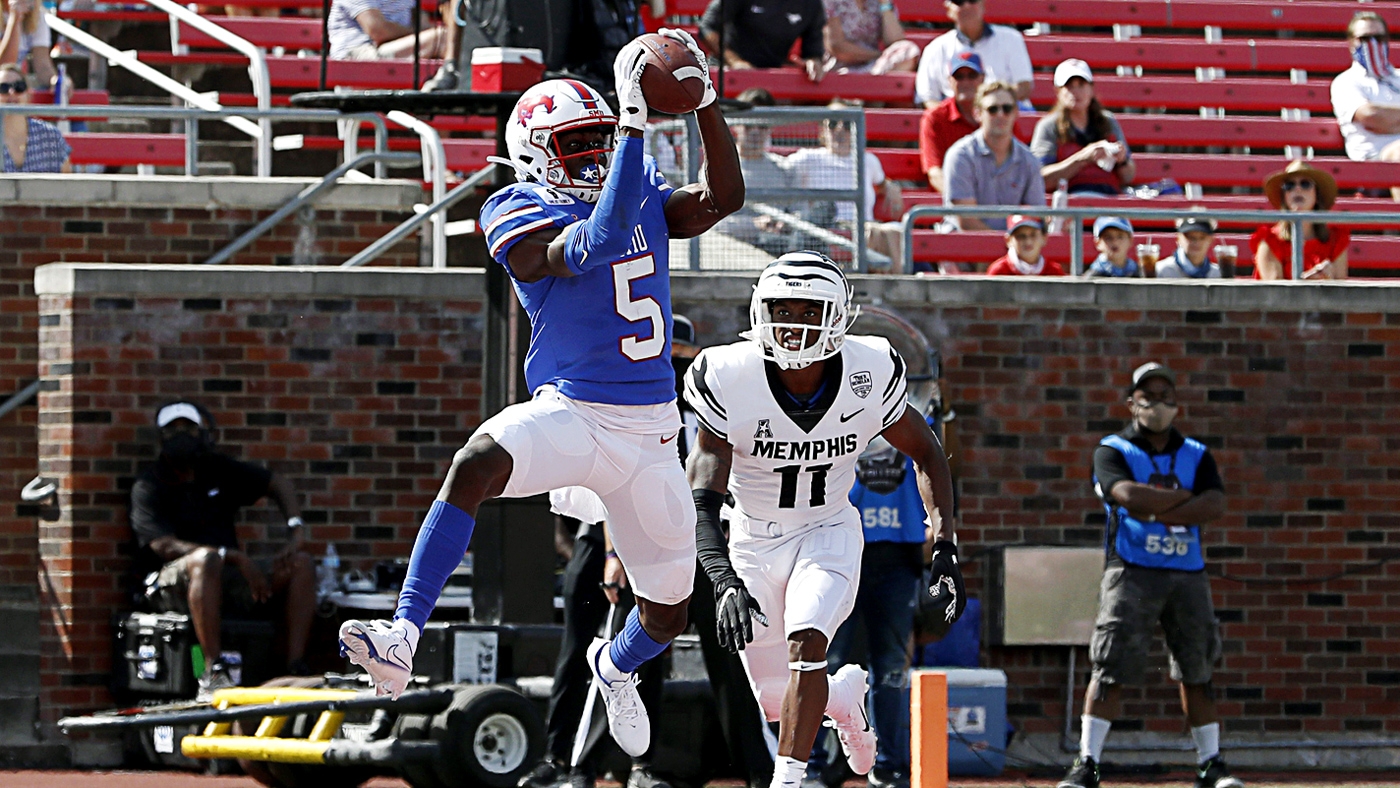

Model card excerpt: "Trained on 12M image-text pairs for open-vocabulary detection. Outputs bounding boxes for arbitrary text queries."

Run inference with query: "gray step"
[0,694,39,745]
[0,653,41,693]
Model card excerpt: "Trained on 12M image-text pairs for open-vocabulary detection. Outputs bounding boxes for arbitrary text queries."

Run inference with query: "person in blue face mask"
[1330,11,1400,200]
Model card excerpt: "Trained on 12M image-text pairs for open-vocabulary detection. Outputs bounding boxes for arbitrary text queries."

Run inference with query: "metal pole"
[320,0,331,90]
[1291,216,1305,280]
[205,152,421,265]
[854,110,867,273]
[185,116,198,176]
[413,0,422,89]
[716,0,725,98]
[1069,221,1084,275]
[686,113,701,271]
[341,164,498,268]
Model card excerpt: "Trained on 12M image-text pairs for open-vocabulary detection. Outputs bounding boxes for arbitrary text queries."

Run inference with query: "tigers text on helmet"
[742,252,859,370]
[494,79,618,203]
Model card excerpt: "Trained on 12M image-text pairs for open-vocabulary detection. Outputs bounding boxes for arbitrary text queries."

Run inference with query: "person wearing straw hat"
[1250,161,1350,280]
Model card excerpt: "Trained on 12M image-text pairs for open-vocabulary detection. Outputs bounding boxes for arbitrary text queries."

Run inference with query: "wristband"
[879,2,894,11]
[605,550,619,560]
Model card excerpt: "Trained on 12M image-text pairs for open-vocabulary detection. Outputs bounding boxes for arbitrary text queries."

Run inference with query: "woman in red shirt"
[1250,161,1349,280]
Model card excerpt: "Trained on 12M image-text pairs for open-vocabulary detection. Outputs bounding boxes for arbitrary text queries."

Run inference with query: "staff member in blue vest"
[807,434,937,788]
[1059,363,1242,788]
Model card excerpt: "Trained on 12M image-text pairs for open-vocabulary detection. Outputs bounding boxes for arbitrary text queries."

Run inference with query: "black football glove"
[716,583,768,653]
[927,540,966,626]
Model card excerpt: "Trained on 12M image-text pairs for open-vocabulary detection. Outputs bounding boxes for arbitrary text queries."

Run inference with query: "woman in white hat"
[1250,160,1349,280]
[1030,58,1135,195]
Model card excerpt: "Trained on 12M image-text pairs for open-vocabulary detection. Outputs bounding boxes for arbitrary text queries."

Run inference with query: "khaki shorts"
[1090,563,1222,687]
[150,554,273,619]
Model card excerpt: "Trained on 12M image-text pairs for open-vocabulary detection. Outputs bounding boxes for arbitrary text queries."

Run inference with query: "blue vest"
[1095,434,1207,571]
[850,457,927,544]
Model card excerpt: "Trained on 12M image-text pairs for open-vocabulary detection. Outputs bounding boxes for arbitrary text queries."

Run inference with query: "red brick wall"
[35,267,485,719]
[674,277,1400,740]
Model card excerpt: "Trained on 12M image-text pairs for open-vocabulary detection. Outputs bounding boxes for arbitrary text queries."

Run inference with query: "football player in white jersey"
[684,252,965,788]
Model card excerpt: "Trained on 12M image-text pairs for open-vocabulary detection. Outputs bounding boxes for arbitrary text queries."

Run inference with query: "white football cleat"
[828,664,877,775]
[339,618,419,699]
[587,638,651,757]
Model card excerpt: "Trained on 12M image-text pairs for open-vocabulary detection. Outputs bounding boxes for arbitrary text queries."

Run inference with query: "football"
[635,33,709,115]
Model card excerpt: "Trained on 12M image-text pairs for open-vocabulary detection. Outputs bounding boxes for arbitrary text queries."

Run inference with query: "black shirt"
[1093,423,1224,500]
[130,452,273,571]
[700,0,825,69]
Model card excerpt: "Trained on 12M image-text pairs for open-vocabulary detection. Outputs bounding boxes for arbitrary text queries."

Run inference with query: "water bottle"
[318,543,340,599]
[1047,179,1069,235]
[221,650,243,685]
[55,64,71,134]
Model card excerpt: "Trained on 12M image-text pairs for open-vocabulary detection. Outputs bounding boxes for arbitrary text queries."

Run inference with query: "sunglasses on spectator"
[981,103,1016,115]
[0,81,27,95]
[950,0,981,5]
[1354,33,1390,43]
[1282,179,1315,192]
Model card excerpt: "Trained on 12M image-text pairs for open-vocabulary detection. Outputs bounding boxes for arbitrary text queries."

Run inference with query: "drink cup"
[1137,244,1160,277]
[1214,244,1238,278]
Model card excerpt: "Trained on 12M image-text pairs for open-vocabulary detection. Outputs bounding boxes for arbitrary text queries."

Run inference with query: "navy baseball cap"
[1093,216,1134,238]
[1129,362,1176,394]
[1006,214,1044,235]
[949,50,984,76]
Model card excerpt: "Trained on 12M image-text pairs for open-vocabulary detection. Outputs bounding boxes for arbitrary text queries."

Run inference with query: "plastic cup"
[1137,244,1161,277]
[1214,244,1238,278]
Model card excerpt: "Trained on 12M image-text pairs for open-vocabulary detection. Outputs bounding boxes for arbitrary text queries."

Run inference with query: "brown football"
[635,33,708,115]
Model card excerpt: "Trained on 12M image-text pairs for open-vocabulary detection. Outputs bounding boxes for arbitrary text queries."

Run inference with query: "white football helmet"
[742,251,859,370]
[493,79,618,203]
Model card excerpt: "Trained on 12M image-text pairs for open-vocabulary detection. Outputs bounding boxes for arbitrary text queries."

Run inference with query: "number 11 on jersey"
[774,463,833,509]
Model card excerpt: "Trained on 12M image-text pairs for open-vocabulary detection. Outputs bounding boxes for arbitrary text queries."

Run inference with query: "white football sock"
[595,640,630,685]
[770,756,807,788]
[1081,714,1112,761]
[1191,722,1220,764]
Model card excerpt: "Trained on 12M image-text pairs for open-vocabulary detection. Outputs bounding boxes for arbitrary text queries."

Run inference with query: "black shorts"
[1089,563,1222,686]
[149,555,273,619]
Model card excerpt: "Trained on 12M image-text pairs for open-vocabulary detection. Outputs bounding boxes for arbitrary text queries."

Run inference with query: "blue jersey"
[1095,434,1207,571]
[849,456,927,544]
[480,159,677,406]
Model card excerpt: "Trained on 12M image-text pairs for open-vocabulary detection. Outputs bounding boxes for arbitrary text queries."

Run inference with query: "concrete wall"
[29,265,1400,766]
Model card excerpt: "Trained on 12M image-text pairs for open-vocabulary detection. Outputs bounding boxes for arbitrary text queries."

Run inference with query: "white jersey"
[685,335,909,529]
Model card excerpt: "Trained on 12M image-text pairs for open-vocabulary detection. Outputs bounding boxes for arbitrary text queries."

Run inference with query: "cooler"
[918,667,1007,776]
[471,47,545,92]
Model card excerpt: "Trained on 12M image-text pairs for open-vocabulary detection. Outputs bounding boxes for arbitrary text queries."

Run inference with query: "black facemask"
[161,433,206,467]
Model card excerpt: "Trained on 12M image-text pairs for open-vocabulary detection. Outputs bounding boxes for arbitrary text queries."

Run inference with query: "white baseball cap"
[1053,58,1094,87]
[156,402,204,428]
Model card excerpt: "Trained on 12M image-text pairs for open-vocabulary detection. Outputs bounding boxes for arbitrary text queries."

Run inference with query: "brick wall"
[673,276,1400,750]
[35,265,485,723]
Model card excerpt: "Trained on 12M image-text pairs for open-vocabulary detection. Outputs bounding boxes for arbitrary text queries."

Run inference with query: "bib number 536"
[1145,534,1189,556]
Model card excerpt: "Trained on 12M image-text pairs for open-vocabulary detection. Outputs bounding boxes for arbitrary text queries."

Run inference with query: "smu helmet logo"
[517,94,556,125]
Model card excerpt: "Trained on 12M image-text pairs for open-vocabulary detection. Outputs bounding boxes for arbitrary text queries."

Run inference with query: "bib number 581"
[612,254,665,362]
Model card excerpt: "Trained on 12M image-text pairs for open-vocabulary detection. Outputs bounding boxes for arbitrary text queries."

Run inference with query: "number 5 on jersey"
[612,254,665,362]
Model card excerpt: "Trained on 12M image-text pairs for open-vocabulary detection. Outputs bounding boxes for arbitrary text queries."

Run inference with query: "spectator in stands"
[987,215,1062,275]
[823,0,920,74]
[1330,11,1400,200]
[1157,214,1221,279]
[131,401,315,698]
[0,0,55,87]
[942,81,1045,231]
[784,98,905,270]
[919,49,982,192]
[328,0,448,60]
[1086,216,1140,278]
[914,0,1031,108]
[1251,161,1350,281]
[1031,60,1135,195]
[700,0,828,83]
[717,88,797,256]
[0,63,69,173]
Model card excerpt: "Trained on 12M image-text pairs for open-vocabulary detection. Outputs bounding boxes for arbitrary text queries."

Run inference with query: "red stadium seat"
[898,0,1400,32]
[1029,75,1333,113]
[720,69,916,104]
[66,132,187,168]
[1021,35,1348,75]
[292,136,494,172]
[141,53,443,90]
[177,17,329,51]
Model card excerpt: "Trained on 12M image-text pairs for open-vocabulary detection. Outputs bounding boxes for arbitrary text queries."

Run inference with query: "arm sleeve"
[798,1,827,60]
[1022,151,1048,205]
[1005,28,1034,84]
[919,108,940,172]
[130,479,174,549]
[1029,117,1058,165]
[1331,72,1365,125]
[561,134,646,275]
[698,0,730,36]
[914,39,946,105]
[683,350,730,441]
[480,187,572,264]
[880,344,909,429]
[694,489,742,593]
[1092,443,1132,500]
[338,0,379,24]
[1192,450,1224,494]
[866,150,886,186]
[943,142,975,202]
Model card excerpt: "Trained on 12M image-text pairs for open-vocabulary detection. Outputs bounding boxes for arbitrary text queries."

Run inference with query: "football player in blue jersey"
[339,30,743,759]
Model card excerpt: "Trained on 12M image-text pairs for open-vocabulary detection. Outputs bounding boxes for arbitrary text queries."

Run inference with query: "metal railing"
[901,204,1400,277]
[384,111,448,267]
[0,104,391,177]
[147,0,274,175]
[342,163,498,268]
[205,151,421,264]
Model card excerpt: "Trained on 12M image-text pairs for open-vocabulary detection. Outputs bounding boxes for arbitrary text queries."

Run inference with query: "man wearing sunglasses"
[941,81,1045,231]
[914,0,1032,108]
[1331,11,1400,199]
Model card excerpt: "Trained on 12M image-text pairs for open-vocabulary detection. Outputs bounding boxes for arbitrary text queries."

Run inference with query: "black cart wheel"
[395,711,451,788]
[431,685,545,788]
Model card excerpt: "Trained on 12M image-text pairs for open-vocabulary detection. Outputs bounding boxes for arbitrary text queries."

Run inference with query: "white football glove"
[658,27,717,110]
[614,39,650,132]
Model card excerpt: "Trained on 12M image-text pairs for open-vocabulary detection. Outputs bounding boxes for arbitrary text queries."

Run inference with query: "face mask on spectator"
[1353,35,1394,80]
[161,432,206,467]
[1134,402,1178,433]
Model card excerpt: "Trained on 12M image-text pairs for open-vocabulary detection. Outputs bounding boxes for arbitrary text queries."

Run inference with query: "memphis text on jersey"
[751,429,861,462]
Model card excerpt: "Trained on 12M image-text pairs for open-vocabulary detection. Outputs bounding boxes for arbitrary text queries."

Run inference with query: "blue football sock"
[395,500,475,632]
[608,606,669,674]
